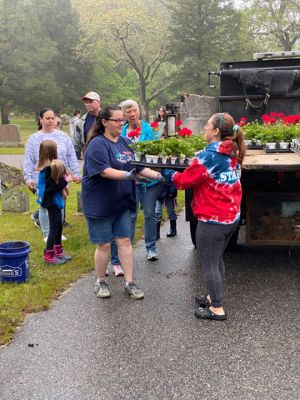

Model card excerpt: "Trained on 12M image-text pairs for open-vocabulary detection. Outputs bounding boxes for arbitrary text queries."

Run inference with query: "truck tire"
[190,220,198,247]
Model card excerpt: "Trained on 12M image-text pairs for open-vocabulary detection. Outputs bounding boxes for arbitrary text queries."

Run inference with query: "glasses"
[107,118,125,124]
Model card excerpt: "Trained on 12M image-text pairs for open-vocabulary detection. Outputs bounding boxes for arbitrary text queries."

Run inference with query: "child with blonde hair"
[37,140,72,264]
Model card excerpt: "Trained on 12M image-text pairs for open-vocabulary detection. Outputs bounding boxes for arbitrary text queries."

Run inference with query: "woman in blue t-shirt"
[82,106,164,300]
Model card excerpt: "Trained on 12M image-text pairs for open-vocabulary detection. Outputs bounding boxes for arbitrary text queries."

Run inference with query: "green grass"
[0,147,25,155]
[10,117,37,144]
[0,117,69,155]
[0,188,185,345]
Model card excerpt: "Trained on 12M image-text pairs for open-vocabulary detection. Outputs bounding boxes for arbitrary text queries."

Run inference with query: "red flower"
[128,129,140,138]
[269,112,277,118]
[178,127,192,137]
[150,121,159,129]
[176,120,183,127]
[238,116,247,126]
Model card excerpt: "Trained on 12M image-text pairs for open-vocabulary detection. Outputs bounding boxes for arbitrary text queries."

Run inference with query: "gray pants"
[196,221,238,308]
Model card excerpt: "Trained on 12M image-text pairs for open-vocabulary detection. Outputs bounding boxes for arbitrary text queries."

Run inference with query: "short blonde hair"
[119,99,139,113]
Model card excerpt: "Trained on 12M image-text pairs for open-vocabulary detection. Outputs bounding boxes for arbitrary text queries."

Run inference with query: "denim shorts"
[86,210,131,244]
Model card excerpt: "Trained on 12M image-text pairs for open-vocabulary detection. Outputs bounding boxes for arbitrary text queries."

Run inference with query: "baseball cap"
[81,92,100,102]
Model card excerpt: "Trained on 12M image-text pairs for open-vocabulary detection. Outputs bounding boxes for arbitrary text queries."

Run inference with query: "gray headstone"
[77,191,82,213]
[2,189,29,212]
[0,125,21,143]
[181,94,219,134]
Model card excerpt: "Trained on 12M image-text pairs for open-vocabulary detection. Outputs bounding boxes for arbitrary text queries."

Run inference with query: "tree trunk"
[139,77,149,121]
[1,104,10,125]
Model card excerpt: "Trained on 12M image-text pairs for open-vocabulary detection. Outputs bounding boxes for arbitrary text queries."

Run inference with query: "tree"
[0,0,58,123]
[0,0,97,123]
[245,0,300,51]
[167,0,252,95]
[73,0,174,119]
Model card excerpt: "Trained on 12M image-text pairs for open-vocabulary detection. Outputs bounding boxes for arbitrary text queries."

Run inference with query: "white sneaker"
[43,236,48,243]
[147,250,158,261]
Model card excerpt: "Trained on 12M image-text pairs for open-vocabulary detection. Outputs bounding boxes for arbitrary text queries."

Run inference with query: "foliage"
[0,0,97,119]
[131,136,207,158]
[167,0,253,95]
[73,0,174,118]
[242,113,300,142]
[244,0,300,51]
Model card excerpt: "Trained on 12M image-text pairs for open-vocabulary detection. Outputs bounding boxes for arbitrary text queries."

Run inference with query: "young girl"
[36,140,72,264]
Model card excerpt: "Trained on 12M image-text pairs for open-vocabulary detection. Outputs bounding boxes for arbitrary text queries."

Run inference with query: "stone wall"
[180,94,219,134]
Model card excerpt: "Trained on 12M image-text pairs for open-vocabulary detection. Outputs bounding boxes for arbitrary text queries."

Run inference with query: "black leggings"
[196,221,238,308]
[46,205,63,250]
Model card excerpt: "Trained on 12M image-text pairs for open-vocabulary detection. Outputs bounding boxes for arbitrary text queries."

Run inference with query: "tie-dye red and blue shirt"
[172,140,242,224]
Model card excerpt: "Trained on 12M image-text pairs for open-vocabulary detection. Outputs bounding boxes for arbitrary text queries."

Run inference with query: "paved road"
[0,210,299,400]
[0,154,84,171]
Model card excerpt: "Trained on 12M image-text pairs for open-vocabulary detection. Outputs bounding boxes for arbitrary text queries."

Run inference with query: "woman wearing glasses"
[82,106,164,300]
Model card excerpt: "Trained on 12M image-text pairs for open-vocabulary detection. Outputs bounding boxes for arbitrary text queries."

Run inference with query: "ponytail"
[212,113,246,164]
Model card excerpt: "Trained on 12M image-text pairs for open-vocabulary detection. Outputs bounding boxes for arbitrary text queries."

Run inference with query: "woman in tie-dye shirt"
[163,113,246,321]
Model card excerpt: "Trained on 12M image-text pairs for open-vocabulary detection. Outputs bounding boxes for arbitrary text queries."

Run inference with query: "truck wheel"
[226,225,240,251]
[190,220,198,247]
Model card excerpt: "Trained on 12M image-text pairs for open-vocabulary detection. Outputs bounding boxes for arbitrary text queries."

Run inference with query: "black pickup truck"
[185,52,300,248]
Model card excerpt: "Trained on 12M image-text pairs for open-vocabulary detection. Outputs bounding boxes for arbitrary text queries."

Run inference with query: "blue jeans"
[39,206,64,238]
[155,198,177,222]
[111,183,160,263]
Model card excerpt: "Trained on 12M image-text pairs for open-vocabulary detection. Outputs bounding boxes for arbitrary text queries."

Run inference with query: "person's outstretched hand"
[162,169,176,182]
[123,169,137,181]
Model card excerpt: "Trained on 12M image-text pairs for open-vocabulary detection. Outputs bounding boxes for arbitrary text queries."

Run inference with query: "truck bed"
[243,150,300,171]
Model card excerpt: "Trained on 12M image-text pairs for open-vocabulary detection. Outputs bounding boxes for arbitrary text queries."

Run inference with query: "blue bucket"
[0,241,31,283]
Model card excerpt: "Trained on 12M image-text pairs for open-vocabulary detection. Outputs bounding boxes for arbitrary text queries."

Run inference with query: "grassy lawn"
[0,188,185,345]
[0,117,69,155]
[10,117,37,144]
[0,116,185,345]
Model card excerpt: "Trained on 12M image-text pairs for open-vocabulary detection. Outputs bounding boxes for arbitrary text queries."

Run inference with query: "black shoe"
[195,294,210,307]
[156,222,161,240]
[195,307,227,321]
[166,220,177,237]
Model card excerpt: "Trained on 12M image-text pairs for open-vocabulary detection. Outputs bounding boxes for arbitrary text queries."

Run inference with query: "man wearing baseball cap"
[72,91,101,159]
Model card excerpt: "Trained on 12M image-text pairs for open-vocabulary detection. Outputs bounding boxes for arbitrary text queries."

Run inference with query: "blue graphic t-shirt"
[82,135,136,218]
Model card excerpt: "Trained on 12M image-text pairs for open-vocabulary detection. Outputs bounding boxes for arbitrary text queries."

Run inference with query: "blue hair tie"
[232,124,239,132]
